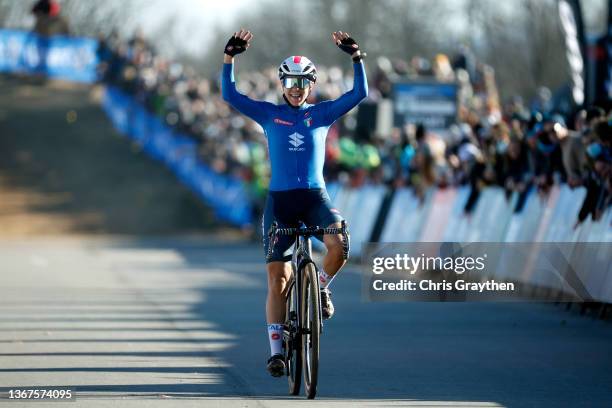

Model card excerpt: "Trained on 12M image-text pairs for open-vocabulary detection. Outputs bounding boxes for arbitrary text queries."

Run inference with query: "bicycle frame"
[292,228,322,333]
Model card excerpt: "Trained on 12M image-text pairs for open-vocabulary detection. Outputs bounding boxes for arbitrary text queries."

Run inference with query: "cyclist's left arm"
[321,62,368,126]
[321,32,368,125]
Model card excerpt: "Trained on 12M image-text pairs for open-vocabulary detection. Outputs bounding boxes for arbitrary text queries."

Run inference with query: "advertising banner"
[0,29,98,83]
[392,81,458,130]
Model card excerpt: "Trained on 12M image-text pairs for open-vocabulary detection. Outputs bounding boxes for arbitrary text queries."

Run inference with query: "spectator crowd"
[96,29,611,227]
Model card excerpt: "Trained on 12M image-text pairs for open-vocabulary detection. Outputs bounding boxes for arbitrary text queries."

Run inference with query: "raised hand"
[224,29,253,57]
[332,31,360,56]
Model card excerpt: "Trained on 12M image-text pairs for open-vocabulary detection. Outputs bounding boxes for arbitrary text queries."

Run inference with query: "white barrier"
[441,187,471,242]
[377,184,611,302]
[581,206,612,242]
[327,183,609,301]
[420,189,459,242]
[543,185,585,242]
[331,185,388,257]
[466,187,515,242]
[504,189,546,242]
[380,188,434,243]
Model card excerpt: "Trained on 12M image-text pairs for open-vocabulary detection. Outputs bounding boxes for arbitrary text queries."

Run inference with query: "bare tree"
[463,0,570,102]
[581,0,607,34]
[198,0,452,75]
[59,0,143,37]
[0,0,31,28]
[0,0,143,38]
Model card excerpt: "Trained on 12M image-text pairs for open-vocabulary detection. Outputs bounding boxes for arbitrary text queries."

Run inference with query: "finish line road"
[0,237,610,407]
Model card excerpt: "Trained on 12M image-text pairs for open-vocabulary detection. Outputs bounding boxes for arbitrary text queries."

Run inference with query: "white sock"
[318,269,335,289]
[267,323,283,356]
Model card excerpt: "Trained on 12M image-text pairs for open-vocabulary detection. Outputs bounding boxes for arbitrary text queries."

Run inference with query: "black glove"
[224,36,247,57]
[337,36,359,55]
[337,36,364,62]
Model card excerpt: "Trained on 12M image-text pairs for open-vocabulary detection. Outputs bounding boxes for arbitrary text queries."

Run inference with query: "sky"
[138,0,257,57]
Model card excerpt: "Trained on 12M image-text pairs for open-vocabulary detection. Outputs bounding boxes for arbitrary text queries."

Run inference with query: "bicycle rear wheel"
[301,262,320,399]
[285,279,302,395]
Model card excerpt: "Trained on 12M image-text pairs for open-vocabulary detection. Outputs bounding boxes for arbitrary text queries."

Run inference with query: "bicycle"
[266,220,349,399]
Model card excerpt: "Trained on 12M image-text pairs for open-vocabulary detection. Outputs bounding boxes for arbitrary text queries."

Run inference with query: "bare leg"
[322,222,346,277]
[266,261,292,323]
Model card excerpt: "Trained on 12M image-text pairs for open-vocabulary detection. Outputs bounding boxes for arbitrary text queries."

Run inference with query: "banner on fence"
[392,81,458,130]
[0,29,98,82]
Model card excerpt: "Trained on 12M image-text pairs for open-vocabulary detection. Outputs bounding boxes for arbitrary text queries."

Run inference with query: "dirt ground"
[0,75,228,237]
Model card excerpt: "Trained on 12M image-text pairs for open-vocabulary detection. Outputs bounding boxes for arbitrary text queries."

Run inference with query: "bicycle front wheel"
[285,278,302,395]
[301,262,320,399]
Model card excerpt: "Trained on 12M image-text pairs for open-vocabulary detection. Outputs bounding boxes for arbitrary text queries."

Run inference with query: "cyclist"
[221,29,367,377]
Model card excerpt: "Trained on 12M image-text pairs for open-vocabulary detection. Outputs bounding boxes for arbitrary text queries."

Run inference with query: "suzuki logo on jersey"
[288,132,305,151]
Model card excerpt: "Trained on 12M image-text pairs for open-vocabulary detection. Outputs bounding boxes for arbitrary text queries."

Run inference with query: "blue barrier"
[0,29,98,82]
[102,86,253,227]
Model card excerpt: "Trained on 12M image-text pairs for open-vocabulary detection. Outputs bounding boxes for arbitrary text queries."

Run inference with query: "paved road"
[0,237,611,407]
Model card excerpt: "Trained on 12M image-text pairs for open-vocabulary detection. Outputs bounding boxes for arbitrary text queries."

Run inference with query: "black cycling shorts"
[262,188,343,263]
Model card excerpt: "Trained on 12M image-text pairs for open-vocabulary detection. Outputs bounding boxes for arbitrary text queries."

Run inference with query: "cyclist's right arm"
[221,60,272,125]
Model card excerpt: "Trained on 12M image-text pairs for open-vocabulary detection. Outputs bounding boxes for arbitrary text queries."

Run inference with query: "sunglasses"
[282,77,312,89]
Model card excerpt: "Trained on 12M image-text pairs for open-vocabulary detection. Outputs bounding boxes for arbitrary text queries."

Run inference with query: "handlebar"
[266,220,350,262]
[273,225,346,236]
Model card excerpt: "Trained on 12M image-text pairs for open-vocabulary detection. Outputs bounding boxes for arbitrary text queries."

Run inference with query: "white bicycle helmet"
[278,56,317,82]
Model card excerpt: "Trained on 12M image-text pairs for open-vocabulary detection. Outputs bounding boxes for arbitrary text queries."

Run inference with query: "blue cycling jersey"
[222,62,368,191]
